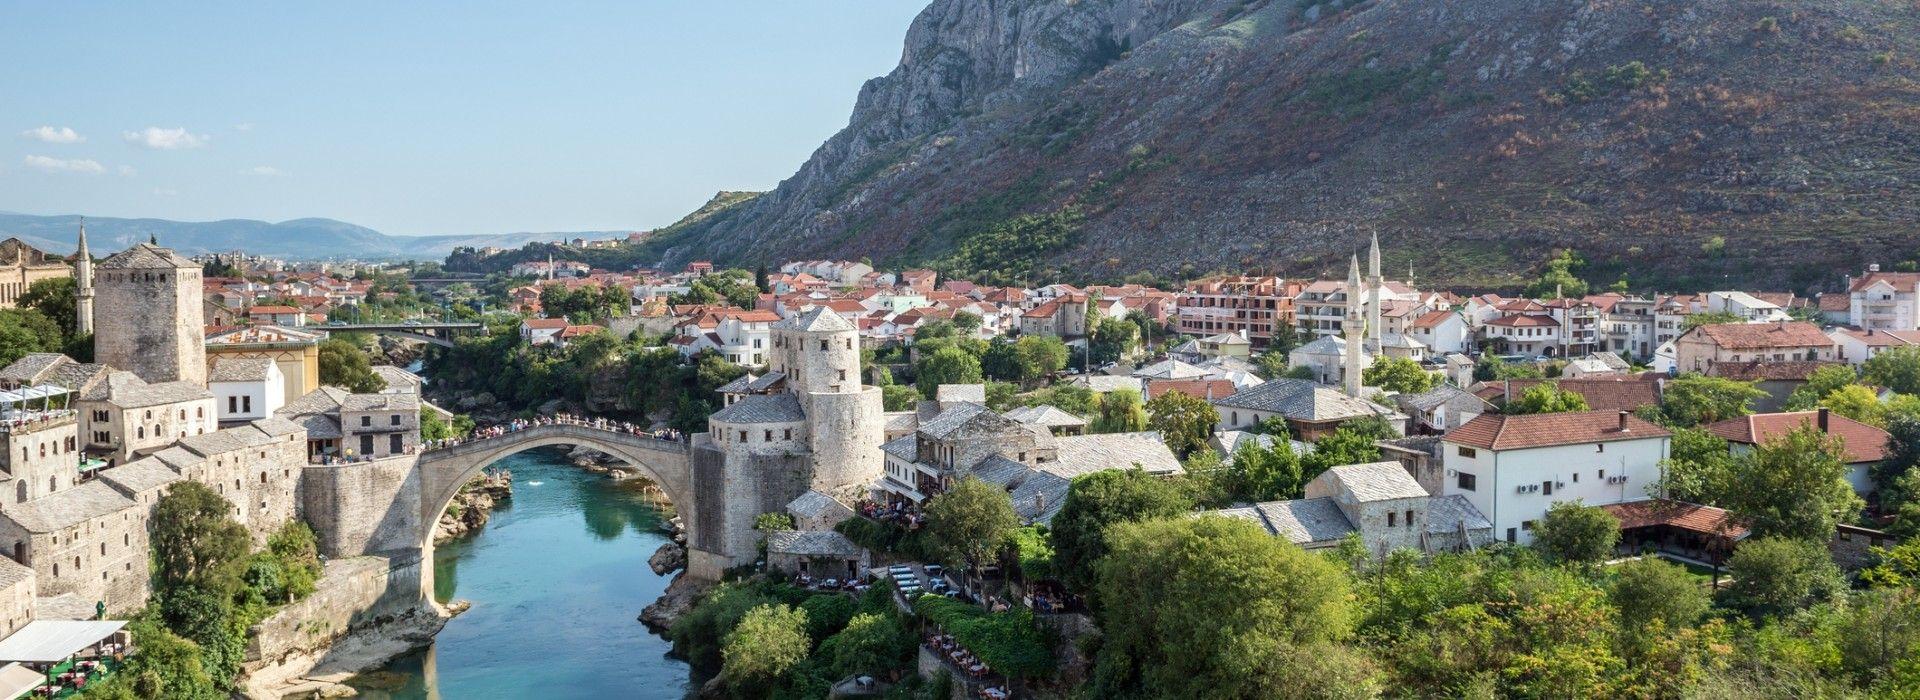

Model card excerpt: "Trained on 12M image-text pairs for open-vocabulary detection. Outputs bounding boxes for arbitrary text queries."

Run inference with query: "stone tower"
[94,242,205,386]
[1344,255,1364,398]
[73,219,93,336]
[770,307,884,495]
[1366,232,1383,355]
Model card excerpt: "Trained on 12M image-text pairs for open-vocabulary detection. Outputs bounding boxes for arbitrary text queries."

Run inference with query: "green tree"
[1254,351,1290,380]
[881,384,919,412]
[914,345,983,399]
[1658,427,1735,504]
[1090,388,1148,434]
[1865,346,1920,395]
[1530,502,1620,563]
[1228,438,1305,502]
[1270,322,1301,356]
[1300,422,1385,475]
[1720,537,1845,617]
[924,477,1020,575]
[1523,250,1589,299]
[1088,317,1140,366]
[1610,556,1711,634]
[1819,384,1886,426]
[1362,356,1439,394]
[18,276,76,338]
[151,482,252,595]
[1785,364,1860,411]
[1879,415,1920,501]
[1049,469,1193,593]
[1659,374,1766,426]
[1724,426,1864,541]
[816,612,913,679]
[318,337,387,393]
[798,594,855,642]
[1013,334,1070,385]
[0,308,63,368]
[952,310,984,335]
[111,619,220,700]
[1505,382,1591,415]
[1092,515,1360,698]
[1144,390,1218,458]
[721,604,811,692]
[1681,311,1745,331]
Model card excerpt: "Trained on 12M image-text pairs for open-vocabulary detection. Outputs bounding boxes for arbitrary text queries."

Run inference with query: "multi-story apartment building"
[1599,295,1656,359]
[1544,298,1602,358]
[1847,267,1920,331]
[1174,276,1295,349]
[1442,410,1671,545]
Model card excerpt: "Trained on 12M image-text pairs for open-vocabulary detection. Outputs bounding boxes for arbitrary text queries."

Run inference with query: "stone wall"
[243,554,437,675]
[300,454,423,558]
[95,264,205,386]
[688,439,810,577]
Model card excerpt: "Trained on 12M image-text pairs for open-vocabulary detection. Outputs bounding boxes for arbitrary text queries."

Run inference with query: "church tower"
[94,241,206,386]
[73,219,93,336]
[1366,232,1383,355]
[1344,255,1364,398]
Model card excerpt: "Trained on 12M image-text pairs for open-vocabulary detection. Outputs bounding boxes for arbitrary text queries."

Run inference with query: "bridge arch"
[414,423,700,595]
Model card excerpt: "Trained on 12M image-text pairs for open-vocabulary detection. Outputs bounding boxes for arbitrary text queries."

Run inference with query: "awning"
[0,620,127,664]
[0,386,68,405]
[0,663,40,700]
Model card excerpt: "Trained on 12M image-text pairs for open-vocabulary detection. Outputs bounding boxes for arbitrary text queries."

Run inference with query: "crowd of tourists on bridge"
[422,413,685,452]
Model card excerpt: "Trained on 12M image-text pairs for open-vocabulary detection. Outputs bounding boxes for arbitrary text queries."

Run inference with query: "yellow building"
[205,325,321,404]
[0,238,72,308]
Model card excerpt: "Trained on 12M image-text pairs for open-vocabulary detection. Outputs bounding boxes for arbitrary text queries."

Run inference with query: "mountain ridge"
[0,212,621,261]
[641,0,1920,292]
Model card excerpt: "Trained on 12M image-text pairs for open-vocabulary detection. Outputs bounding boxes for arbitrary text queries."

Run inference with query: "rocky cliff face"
[656,0,1920,290]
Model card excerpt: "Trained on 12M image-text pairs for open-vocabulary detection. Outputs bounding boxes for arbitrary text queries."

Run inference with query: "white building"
[1705,291,1790,322]
[1847,268,1920,331]
[209,358,286,425]
[1441,410,1671,545]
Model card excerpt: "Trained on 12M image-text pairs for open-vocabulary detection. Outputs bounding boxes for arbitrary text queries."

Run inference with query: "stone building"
[0,239,71,309]
[81,371,217,466]
[1213,461,1491,557]
[340,394,420,459]
[93,242,207,386]
[0,559,33,637]
[688,306,885,580]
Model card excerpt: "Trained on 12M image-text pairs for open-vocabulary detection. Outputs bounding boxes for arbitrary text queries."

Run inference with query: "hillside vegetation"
[639,0,1920,291]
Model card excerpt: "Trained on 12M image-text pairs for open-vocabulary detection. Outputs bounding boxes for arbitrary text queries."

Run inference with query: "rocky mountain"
[0,212,603,261]
[646,0,1920,291]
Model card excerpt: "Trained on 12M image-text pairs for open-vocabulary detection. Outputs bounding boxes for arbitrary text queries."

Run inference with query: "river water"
[348,448,692,698]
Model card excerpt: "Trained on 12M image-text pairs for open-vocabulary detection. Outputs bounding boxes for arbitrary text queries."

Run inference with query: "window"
[390,415,401,426]
[1595,443,1604,453]
[1521,520,1536,531]
[1541,481,1553,496]
[1456,446,1477,458]
[243,396,252,413]
[1572,472,1579,483]
[1598,469,1606,480]
[764,430,772,441]
[360,416,372,427]
[1387,512,1397,527]
[1456,472,1477,491]
[229,397,238,413]
[1505,528,1516,543]
[1405,509,1414,525]
[389,434,402,453]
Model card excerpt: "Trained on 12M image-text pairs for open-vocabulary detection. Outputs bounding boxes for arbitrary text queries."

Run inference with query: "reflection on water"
[350,448,689,699]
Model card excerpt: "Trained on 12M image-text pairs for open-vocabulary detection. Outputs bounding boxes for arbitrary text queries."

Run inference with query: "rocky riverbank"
[239,556,456,699]
[433,470,513,543]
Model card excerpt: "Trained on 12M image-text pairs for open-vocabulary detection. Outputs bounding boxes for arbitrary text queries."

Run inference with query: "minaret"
[1366,232,1383,355]
[1344,255,1364,398]
[73,219,94,336]
[546,253,555,281]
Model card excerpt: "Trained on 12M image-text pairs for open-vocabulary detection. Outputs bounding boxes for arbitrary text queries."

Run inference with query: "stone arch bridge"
[414,422,723,591]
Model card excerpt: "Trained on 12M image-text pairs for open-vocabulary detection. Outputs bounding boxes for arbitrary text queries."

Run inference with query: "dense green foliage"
[1362,356,1439,395]
[1530,502,1621,564]
[1505,381,1591,414]
[1048,469,1193,593]
[1143,390,1217,458]
[925,477,1021,573]
[318,337,387,393]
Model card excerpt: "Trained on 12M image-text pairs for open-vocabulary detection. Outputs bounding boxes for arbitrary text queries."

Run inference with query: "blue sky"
[0,2,927,235]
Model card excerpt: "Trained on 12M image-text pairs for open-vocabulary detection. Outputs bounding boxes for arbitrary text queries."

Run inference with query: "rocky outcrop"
[649,0,1920,289]
[434,471,512,543]
[649,542,686,576]
[640,573,712,632]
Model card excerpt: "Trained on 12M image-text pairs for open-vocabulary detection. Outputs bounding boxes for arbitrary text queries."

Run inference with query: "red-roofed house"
[1707,408,1888,495]
[1846,268,1920,330]
[1408,310,1470,354]
[247,305,305,327]
[1675,321,1836,374]
[1442,410,1672,544]
[521,317,570,345]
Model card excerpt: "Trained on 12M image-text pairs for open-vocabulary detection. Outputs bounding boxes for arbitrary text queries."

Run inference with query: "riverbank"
[239,555,455,699]
[434,470,514,542]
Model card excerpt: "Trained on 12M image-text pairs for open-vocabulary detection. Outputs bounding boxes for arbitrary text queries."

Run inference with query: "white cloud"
[117,165,137,177]
[123,126,207,150]
[241,165,286,177]
[22,155,105,174]
[20,126,83,144]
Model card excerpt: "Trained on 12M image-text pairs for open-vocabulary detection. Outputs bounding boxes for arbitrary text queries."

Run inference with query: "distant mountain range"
[0,212,626,261]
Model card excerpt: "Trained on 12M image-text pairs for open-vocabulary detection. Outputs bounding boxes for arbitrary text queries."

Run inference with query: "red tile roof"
[1690,321,1832,350]
[1145,379,1238,401]
[1601,499,1749,540]
[1705,410,1890,463]
[522,318,569,330]
[1848,271,1920,293]
[1446,410,1671,451]
[1411,310,1456,329]
[1486,314,1557,327]
[248,305,300,314]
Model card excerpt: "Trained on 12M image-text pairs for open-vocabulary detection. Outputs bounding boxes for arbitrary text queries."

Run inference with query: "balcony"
[0,409,76,435]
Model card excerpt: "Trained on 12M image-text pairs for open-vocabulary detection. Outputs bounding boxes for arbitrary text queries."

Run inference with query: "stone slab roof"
[715,374,755,394]
[1213,378,1400,423]
[99,242,197,270]
[775,306,854,333]
[935,384,986,405]
[149,446,204,472]
[709,392,804,424]
[342,393,418,412]
[1689,321,1832,349]
[746,372,787,392]
[370,366,422,391]
[97,457,184,496]
[970,455,1033,488]
[2,481,135,533]
[1397,385,1487,413]
[1132,359,1209,381]
[917,402,999,440]
[767,530,864,558]
[0,354,67,385]
[1426,495,1493,535]
[1046,432,1183,478]
[250,416,304,438]
[1009,470,1071,525]
[883,412,918,433]
[209,357,276,383]
[786,491,854,520]
[286,413,342,440]
[103,377,210,409]
[880,435,917,462]
[0,558,31,590]
[1322,461,1429,502]
[1218,498,1355,545]
[278,386,350,418]
[1003,405,1087,428]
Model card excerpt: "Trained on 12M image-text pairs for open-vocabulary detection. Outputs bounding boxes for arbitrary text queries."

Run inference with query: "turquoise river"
[348,448,691,698]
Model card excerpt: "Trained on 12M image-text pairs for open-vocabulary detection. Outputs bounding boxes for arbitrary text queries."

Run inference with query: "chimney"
[1818,407,1830,431]
[1034,492,1045,512]
[1617,410,1630,432]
